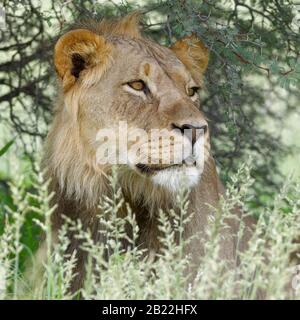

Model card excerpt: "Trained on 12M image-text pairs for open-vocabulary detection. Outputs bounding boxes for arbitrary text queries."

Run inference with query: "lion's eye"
[127,80,146,91]
[187,86,200,97]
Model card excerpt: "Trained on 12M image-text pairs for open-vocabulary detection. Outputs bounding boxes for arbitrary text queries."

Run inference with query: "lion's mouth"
[136,161,196,175]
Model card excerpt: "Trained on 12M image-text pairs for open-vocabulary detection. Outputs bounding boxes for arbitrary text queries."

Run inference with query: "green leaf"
[0,139,14,157]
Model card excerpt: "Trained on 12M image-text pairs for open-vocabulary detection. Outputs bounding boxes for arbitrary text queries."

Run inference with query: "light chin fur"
[151,166,201,192]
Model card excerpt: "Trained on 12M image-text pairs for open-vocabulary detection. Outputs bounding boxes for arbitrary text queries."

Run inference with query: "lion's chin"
[149,165,201,192]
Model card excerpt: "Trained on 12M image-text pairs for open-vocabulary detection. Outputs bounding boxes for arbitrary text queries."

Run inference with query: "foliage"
[0,140,14,158]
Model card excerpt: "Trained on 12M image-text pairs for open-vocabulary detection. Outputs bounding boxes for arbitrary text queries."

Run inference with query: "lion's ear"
[170,34,209,84]
[54,29,113,91]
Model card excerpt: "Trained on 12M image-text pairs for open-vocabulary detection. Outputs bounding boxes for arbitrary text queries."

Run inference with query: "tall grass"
[0,161,299,299]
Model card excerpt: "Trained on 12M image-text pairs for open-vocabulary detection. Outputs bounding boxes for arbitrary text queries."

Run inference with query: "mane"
[71,11,143,39]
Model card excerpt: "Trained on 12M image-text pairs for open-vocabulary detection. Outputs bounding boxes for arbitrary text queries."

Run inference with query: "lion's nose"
[171,122,208,146]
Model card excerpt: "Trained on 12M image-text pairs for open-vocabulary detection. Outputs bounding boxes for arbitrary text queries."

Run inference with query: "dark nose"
[171,123,208,146]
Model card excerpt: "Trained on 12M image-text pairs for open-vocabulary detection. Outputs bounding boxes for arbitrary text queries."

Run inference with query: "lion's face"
[53,14,210,192]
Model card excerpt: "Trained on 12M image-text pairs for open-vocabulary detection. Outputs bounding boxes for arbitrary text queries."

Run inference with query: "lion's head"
[46,12,211,206]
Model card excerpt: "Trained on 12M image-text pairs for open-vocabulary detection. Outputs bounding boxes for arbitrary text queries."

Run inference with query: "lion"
[41,12,254,294]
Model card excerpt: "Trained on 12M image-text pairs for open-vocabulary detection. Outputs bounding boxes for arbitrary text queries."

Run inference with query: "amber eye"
[127,80,146,91]
[187,86,200,97]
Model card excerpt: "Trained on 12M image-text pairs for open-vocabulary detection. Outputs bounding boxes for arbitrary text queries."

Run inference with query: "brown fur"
[43,12,254,293]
